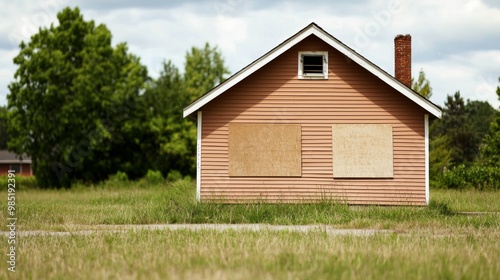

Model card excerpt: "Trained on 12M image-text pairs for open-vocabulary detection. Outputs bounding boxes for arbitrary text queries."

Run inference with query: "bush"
[166,170,182,182]
[108,171,129,182]
[145,170,164,184]
[438,165,500,190]
[0,175,38,189]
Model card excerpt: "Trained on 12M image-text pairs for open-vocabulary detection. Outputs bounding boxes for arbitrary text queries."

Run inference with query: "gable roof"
[183,22,442,118]
[0,150,32,164]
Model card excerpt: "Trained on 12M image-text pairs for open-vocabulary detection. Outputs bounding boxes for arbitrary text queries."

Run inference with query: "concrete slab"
[2,224,393,237]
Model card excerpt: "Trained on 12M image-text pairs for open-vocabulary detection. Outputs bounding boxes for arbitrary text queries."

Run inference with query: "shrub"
[439,165,500,190]
[166,170,182,182]
[0,175,38,189]
[108,171,129,182]
[145,170,164,184]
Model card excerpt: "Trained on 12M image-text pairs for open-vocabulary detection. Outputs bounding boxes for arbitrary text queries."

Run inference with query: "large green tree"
[431,92,496,167]
[429,134,453,179]
[7,7,147,187]
[480,77,500,166]
[410,70,451,179]
[142,61,193,178]
[143,43,229,178]
[411,69,432,99]
[184,43,229,102]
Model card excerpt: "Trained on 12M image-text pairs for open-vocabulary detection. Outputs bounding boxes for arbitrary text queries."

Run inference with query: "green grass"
[2,229,499,279]
[1,178,499,279]
[1,178,499,231]
[431,188,500,212]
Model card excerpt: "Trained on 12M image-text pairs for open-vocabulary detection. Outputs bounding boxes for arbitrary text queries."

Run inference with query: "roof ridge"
[183,23,442,118]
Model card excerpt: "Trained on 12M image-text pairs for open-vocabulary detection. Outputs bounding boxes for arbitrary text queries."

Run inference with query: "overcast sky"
[1,0,500,108]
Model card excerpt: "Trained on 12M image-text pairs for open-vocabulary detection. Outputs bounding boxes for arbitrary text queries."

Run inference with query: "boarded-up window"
[332,124,393,178]
[229,123,301,177]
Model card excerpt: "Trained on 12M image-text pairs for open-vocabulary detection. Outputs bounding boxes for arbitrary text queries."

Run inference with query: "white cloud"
[215,17,247,53]
[0,49,21,106]
[0,0,499,110]
[417,50,500,108]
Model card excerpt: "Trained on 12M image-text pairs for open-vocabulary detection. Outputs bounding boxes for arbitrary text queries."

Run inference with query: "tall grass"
[1,178,499,279]
[2,229,499,279]
[1,178,498,231]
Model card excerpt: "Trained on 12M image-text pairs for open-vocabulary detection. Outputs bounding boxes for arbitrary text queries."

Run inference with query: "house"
[0,150,32,176]
[183,23,442,205]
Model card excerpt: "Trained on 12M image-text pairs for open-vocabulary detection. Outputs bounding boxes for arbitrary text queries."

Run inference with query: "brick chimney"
[394,34,411,87]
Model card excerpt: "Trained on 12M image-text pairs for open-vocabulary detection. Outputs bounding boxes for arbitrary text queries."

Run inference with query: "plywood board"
[229,123,301,176]
[332,124,393,178]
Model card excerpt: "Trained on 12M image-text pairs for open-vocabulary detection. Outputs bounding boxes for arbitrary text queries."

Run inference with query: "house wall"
[21,164,32,176]
[0,163,32,176]
[200,35,427,205]
[0,164,9,175]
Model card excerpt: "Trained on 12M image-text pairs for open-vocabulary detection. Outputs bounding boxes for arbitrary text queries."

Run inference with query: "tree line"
[2,7,500,188]
[2,7,228,187]
[412,71,500,189]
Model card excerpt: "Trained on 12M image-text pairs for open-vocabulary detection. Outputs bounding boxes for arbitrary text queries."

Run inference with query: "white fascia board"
[311,29,442,119]
[183,26,320,118]
[183,24,442,119]
[0,160,32,164]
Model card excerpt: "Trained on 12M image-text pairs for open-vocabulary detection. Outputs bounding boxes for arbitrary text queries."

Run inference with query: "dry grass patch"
[1,229,498,279]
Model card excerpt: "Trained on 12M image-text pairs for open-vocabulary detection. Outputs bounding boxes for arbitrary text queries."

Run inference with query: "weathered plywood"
[229,123,301,176]
[332,124,393,178]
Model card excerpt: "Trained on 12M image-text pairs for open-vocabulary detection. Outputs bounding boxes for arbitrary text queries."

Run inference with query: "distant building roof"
[0,150,32,164]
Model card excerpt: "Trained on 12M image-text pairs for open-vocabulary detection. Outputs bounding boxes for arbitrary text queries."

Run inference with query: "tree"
[7,7,147,187]
[481,114,500,166]
[466,100,496,144]
[480,77,500,166]
[142,61,194,177]
[184,43,230,102]
[142,44,229,178]
[412,69,432,99]
[431,92,496,166]
[429,134,453,179]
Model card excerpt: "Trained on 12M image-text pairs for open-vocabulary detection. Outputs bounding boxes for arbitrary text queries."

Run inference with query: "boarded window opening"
[332,124,393,178]
[228,123,301,177]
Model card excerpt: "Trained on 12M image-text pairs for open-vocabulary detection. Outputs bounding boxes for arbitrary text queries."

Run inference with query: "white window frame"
[298,51,328,79]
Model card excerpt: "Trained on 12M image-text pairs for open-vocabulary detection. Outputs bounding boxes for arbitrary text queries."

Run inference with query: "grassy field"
[1,178,499,279]
[4,179,499,231]
[8,229,500,279]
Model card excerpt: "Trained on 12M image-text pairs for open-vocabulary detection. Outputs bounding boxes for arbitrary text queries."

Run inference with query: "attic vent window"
[298,51,328,79]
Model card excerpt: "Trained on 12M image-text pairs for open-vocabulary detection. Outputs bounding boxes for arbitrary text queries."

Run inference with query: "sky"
[1,0,500,108]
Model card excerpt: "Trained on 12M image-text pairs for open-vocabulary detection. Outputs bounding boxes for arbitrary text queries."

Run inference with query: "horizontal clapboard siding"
[200,35,426,205]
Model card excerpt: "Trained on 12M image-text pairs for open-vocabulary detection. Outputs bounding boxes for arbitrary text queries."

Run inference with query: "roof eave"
[183,23,442,119]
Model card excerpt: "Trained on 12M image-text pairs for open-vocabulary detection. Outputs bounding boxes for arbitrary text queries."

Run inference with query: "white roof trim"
[183,23,442,119]
[0,160,32,164]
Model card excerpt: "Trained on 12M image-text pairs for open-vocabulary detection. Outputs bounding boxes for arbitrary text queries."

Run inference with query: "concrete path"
[2,224,393,237]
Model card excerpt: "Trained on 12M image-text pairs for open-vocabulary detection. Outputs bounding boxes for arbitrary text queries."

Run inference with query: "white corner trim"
[183,23,442,119]
[196,111,202,202]
[424,114,430,205]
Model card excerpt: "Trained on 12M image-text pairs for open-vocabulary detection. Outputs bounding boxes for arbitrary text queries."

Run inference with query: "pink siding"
[200,35,426,205]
